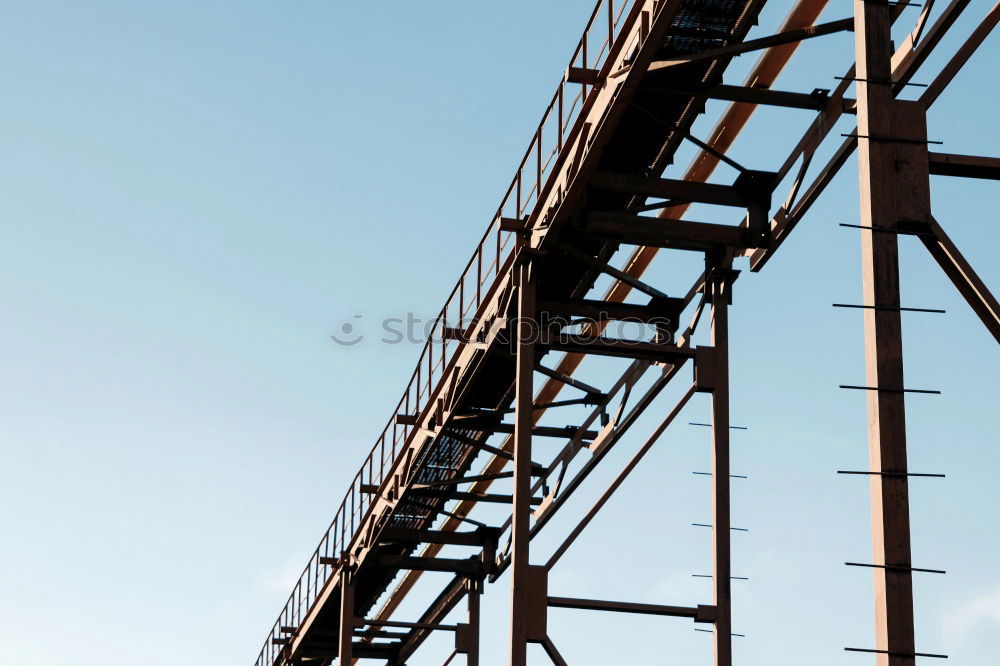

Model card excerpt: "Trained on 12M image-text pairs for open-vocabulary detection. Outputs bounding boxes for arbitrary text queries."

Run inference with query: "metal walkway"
[254,1,1000,664]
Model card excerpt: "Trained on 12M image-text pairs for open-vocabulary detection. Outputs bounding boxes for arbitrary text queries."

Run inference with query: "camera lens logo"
[330,315,365,346]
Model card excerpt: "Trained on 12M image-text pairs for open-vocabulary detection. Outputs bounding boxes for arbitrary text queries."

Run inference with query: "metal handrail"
[253,2,650,663]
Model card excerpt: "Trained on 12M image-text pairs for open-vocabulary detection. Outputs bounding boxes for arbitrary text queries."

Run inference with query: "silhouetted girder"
[591,171,750,206]
[928,152,1000,180]
[590,168,778,246]
[537,297,684,325]
[648,17,854,70]
[410,487,543,505]
[354,629,410,640]
[377,555,485,576]
[538,332,697,362]
[580,211,748,250]
[449,420,599,439]
[299,642,399,661]
[654,83,858,113]
[379,527,496,547]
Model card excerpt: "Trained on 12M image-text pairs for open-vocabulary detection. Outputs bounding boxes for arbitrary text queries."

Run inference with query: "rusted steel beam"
[557,241,671,301]
[582,212,747,249]
[920,216,1000,343]
[540,636,569,666]
[702,263,734,666]
[457,581,481,666]
[338,576,354,664]
[456,423,599,439]
[410,488,543,506]
[649,17,853,70]
[380,527,492,546]
[509,255,535,666]
[928,152,1000,180]
[855,0,932,657]
[361,618,458,631]
[548,596,714,621]
[920,1,1000,107]
[593,0,834,328]
[377,555,485,575]
[656,84,857,112]
[590,171,750,206]
[538,332,697,362]
[537,297,684,324]
[565,66,600,85]
[748,0,978,271]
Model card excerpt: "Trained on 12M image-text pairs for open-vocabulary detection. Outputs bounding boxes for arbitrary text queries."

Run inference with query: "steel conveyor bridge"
[253,1,1000,664]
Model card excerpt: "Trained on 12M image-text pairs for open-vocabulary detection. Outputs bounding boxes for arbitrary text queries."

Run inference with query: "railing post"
[509,250,536,666]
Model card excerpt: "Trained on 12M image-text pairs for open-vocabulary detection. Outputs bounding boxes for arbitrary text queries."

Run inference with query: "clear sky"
[1,2,998,665]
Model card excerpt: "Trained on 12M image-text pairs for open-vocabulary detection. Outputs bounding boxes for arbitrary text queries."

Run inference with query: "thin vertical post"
[509,253,536,666]
[339,573,355,665]
[708,263,733,666]
[467,580,481,666]
[854,0,931,662]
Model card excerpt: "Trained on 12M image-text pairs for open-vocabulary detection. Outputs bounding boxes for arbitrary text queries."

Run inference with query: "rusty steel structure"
[254,1,1000,664]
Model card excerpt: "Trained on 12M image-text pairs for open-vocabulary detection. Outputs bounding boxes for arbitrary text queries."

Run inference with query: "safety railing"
[253,1,652,664]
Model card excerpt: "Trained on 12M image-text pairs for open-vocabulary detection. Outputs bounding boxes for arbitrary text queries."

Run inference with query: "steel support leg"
[854,0,932,662]
[509,255,536,666]
[339,573,355,665]
[467,580,481,666]
[708,264,733,666]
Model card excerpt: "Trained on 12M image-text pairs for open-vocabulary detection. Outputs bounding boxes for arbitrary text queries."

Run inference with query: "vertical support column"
[466,579,481,666]
[854,1,931,663]
[339,572,355,665]
[708,261,733,666]
[509,254,536,666]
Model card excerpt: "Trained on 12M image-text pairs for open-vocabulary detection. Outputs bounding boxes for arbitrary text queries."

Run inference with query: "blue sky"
[1,1,998,665]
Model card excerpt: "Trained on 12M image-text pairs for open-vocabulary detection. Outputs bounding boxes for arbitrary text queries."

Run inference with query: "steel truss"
[255,0,1000,665]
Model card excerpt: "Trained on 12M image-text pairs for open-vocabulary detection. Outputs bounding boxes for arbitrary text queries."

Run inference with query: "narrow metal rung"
[835,76,928,87]
[838,470,945,478]
[695,628,745,637]
[839,222,936,237]
[845,647,947,659]
[692,523,748,532]
[842,133,943,145]
[692,574,749,580]
[839,384,941,394]
[845,561,946,574]
[832,303,946,314]
[693,472,748,479]
[688,422,749,430]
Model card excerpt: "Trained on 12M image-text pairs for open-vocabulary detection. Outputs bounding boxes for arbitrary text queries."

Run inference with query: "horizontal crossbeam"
[649,18,854,70]
[654,84,857,113]
[410,488,543,505]
[548,596,717,623]
[377,555,485,575]
[539,332,697,362]
[590,171,749,206]
[379,527,495,546]
[582,212,747,249]
[928,151,1000,179]
[537,297,683,324]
